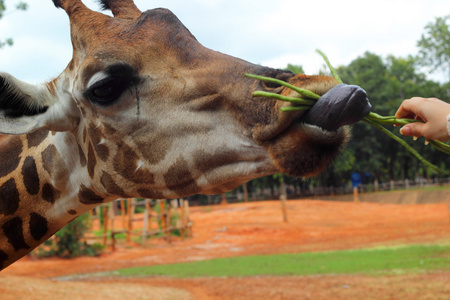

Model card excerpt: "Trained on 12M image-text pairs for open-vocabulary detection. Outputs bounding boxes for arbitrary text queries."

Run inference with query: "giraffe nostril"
[257,70,294,90]
[262,81,282,89]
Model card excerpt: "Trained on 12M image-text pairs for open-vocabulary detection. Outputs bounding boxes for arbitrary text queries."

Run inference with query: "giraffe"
[0,0,355,270]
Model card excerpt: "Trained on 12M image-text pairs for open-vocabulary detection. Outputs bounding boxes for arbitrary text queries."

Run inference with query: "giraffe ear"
[0,72,79,135]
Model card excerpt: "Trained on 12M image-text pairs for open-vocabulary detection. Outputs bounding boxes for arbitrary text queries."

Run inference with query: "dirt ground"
[1,197,450,300]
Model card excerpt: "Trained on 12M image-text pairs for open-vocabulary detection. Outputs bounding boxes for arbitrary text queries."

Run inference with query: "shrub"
[33,213,102,258]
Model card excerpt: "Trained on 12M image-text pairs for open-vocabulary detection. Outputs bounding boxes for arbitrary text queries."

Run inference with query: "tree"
[417,15,450,82]
[34,213,102,258]
[0,1,28,48]
[337,52,448,181]
[285,64,304,75]
[336,52,393,180]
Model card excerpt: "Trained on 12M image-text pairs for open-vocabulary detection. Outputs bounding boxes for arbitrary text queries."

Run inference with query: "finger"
[395,98,423,119]
[395,102,413,119]
[400,123,425,138]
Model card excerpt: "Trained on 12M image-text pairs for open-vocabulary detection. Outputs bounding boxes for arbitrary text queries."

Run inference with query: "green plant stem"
[316,49,344,84]
[245,73,321,100]
[363,118,447,175]
[253,91,316,108]
[365,113,450,155]
[281,106,311,112]
[429,140,450,155]
[365,112,420,126]
[247,51,449,173]
[252,91,316,105]
[316,50,450,157]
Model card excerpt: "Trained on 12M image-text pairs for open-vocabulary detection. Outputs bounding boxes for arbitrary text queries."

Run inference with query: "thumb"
[400,123,426,138]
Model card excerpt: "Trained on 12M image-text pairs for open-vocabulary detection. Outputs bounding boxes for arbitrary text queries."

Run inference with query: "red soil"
[1,198,450,299]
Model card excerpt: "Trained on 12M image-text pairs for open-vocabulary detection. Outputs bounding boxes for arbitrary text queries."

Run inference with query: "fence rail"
[207,177,450,205]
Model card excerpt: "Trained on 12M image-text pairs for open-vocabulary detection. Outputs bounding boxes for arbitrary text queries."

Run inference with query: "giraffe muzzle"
[301,84,372,131]
[262,82,370,177]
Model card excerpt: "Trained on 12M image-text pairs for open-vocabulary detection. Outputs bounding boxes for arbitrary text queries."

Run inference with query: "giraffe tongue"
[301,84,372,131]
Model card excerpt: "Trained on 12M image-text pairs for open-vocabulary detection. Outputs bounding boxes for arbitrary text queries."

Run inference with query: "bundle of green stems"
[246,50,449,175]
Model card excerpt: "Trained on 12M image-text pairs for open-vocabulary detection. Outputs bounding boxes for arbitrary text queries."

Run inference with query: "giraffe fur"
[0,0,357,270]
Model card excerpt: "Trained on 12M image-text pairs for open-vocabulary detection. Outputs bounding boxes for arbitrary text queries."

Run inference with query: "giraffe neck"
[0,129,100,269]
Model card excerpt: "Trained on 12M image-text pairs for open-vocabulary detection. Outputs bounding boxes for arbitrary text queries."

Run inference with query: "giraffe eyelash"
[0,77,49,118]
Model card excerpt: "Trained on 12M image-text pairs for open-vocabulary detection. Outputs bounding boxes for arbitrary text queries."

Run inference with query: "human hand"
[395,97,450,142]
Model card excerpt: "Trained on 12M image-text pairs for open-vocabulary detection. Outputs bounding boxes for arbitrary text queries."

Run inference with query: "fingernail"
[400,127,411,136]
[425,140,429,146]
[413,136,418,141]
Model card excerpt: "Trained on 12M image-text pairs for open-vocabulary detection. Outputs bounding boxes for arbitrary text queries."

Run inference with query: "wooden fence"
[87,199,192,251]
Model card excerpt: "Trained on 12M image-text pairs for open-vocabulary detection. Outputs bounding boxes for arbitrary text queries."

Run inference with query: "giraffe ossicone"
[0,0,352,270]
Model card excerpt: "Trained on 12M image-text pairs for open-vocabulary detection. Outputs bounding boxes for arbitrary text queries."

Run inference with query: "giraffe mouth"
[253,80,372,142]
[254,81,371,178]
[298,84,372,131]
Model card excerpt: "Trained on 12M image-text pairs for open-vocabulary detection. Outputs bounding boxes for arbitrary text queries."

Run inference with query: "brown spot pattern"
[26,129,49,148]
[0,250,8,269]
[103,123,117,136]
[164,157,200,196]
[87,143,97,179]
[22,156,40,196]
[134,135,172,165]
[29,213,48,241]
[0,179,20,216]
[83,127,87,143]
[88,124,109,162]
[68,210,77,215]
[42,144,69,185]
[100,171,127,197]
[42,183,60,204]
[137,188,164,199]
[0,136,22,178]
[2,217,30,251]
[193,149,241,173]
[78,144,87,167]
[78,185,104,205]
[96,143,110,162]
[114,142,155,184]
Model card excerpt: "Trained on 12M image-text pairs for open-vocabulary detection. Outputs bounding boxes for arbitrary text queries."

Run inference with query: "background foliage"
[253,14,450,195]
[0,0,27,48]
[33,213,102,258]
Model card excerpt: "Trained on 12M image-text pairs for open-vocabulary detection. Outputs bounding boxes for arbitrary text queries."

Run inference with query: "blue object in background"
[351,172,362,188]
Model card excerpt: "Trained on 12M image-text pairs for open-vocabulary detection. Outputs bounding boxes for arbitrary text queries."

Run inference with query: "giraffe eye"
[85,77,132,105]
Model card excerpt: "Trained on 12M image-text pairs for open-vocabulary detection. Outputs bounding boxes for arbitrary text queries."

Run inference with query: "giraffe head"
[0,0,350,200]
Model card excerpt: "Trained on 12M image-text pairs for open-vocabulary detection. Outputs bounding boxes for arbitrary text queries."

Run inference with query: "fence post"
[221,193,227,205]
[109,201,115,238]
[142,199,149,245]
[353,187,360,202]
[159,200,166,236]
[184,199,192,238]
[111,232,116,252]
[145,199,152,232]
[243,182,249,202]
[165,200,172,243]
[102,204,109,246]
[179,199,186,240]
[280,180,288,223]
[120,199,126,230]
[126,199,133,243]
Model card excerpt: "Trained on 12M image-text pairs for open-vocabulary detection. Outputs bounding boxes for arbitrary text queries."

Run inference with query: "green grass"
[114,244,450,278]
